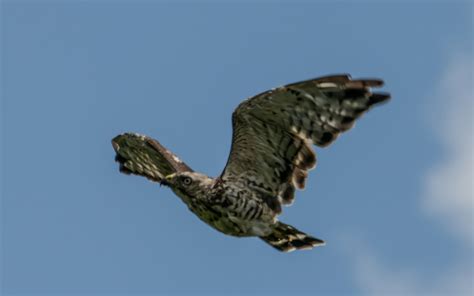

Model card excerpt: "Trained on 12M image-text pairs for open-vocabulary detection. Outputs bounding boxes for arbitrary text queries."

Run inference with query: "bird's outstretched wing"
[112,133,193,182]
[220,74,390,214]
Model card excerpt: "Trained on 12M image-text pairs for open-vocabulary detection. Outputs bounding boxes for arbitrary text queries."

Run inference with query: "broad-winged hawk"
[112,74,390,252]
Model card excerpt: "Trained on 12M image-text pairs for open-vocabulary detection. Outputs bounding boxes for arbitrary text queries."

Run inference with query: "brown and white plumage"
[112,134,193,182]
[112,74,390,252]
[222,74,388,208]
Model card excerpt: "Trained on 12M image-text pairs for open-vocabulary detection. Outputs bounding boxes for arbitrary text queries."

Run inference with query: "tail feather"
[260,222,325,252]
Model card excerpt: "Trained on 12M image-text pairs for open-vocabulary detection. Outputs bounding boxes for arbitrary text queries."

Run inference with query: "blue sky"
[2,1,472,295]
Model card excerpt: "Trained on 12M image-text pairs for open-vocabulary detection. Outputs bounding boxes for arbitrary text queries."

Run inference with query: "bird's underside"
[112,74,390,252]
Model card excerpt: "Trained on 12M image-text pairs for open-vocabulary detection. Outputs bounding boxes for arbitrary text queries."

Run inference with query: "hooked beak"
[160,173,176,186]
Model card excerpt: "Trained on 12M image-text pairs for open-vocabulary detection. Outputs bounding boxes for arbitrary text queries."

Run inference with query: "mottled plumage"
[112,74,390,252]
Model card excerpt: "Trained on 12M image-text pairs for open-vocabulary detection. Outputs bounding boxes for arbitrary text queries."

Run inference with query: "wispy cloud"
[422,53,473,245]
[349,240,472,296]
[345,52,473,295]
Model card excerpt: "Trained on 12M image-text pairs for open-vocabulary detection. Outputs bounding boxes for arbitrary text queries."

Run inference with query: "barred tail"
[259,222,325,252]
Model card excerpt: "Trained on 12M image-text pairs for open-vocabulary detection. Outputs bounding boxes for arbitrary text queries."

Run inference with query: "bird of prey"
[112,74,390,252]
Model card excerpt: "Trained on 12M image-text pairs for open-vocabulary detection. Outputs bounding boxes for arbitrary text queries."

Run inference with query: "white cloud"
[345,53,473,295]
[422,54,474,245]
[349,241,419,295]
[349,241,472,296]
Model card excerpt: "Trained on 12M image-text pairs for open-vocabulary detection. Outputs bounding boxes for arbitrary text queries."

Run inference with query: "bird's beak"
[160,173,176,186]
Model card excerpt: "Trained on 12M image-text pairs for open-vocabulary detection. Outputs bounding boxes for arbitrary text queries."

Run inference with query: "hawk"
[112,74,390,252]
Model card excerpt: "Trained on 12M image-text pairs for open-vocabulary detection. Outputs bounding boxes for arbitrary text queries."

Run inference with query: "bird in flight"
[112,74,390,252]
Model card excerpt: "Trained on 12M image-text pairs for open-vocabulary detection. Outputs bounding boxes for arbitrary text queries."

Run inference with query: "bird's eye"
[182,177,192,186]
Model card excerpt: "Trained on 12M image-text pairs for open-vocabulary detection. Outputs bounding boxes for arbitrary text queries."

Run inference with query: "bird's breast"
[183,190,275,237]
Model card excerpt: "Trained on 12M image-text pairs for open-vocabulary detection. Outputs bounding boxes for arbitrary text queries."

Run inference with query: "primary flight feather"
[112,74,390,252]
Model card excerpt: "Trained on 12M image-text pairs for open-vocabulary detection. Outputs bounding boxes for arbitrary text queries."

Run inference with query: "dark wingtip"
[304,236,325,246]
[351,78,385,88]
[369,92,391,105]
[281,185,295,204]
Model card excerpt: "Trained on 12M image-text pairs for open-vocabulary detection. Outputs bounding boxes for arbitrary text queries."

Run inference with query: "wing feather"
[221,74,390,212]
[112,133,193,182]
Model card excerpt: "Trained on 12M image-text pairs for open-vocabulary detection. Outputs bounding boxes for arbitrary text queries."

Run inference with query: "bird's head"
[160,172,214,195]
